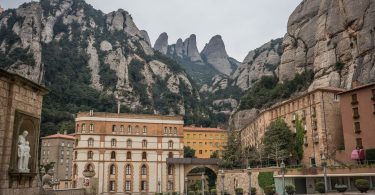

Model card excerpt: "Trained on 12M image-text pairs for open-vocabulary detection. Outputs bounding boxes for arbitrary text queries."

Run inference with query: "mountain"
[0,0,216,135]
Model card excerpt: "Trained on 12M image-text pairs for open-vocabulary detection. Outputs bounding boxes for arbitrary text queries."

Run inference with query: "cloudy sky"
[1,0,301,61]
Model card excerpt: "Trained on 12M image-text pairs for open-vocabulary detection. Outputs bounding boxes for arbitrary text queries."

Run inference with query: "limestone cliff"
[153,32,168,55]
[278,0,375,90]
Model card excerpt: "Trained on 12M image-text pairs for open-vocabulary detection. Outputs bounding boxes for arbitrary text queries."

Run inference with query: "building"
[0,5,3,15]
[0,69,48,195]
[40,132,75,189]
[183,126,227,158]
[335,82,375,164]
[73,112,185,195]
[240,87,344,166]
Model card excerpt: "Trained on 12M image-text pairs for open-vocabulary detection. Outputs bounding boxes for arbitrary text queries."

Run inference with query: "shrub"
[172,192,179,195]
[188,191,196,195]
[210,189,217,195]
[285,185,296,195]
[235,188,243,194]
[315,182,325,193]
[250,187,256,195]
[196,191,202,195]
[264,185,275,195]
[354,179,370,193]
[334,184,347,193]
[258,172,275,190]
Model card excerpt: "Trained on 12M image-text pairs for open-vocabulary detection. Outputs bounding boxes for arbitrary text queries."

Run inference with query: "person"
[18,131,28,172]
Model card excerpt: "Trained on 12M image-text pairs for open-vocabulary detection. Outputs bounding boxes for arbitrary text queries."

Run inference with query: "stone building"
[240,87,345,166]
[183,126,227,158]
[336,82,375,164]
[73,112,185,195]
[0,69,48,195]
[40,132,75,189]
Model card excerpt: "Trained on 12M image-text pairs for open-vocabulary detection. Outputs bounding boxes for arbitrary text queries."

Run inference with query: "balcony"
[82,170,96,177]
[353,114,360,119]
[355,128,361,134]
[351,100,359,105]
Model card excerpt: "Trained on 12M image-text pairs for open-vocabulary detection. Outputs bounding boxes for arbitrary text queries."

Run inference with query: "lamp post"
[220,169,225,195]
[280,161,286,195]
[185,177,188,195]
[201,171,205,195]
[247,165,252,195]
[158,180,161,193]
[322,154,328,195]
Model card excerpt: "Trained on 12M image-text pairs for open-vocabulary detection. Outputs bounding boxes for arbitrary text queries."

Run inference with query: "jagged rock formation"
[278,0,375,90]
[0,0,207,132]
[168,34,203,63]
[201,35,237,75]
[232,39,283,90]
[153,32,168,55]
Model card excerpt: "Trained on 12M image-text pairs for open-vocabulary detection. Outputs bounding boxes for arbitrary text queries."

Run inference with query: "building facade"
[0,69,47,195]
[183,126,227,158]
[40,133,75,189]
[73,112,185,195]
[240,88,344,166]
[336,82,375,164]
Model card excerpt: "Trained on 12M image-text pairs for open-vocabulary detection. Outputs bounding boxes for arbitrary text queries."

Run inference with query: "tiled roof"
[183,126,227,132]
[41,133,75,140]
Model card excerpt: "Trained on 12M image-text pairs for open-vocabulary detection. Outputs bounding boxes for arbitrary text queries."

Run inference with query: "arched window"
[110,164,116,175]
[143,126,147,134]
[169,127,172,134]
[125,164,132,175]
[89,124,94,132]
[141,165,147,175]
[109,180,115,191]
[82,123,86,132]
[127,139,132,148]
[168,165,174,175]
[128,125,132,134]
[88,151,93,159]
[88,138,94,147]
[126,151,132,160]
[142,140,147,148]
[168,152,173,158]
[111,151,116,159]
[111,139,117,147]
[142,152,147,160]
[135,125,139,133]
[76,124,80,132]
[168,140,173,148]
[120,125,124,132]
[112,125,116,133]
[164,127,168,134]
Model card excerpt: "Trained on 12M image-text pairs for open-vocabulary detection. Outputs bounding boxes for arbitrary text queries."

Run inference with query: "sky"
[0,0,301,61]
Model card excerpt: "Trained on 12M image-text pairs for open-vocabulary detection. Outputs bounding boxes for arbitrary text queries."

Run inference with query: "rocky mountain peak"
[140,30,151,46]
[182,34,203,63]
[154,32,168,54]
[201,35,234,75]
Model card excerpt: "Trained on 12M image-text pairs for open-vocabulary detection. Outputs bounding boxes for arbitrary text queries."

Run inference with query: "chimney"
[89,110,94,116]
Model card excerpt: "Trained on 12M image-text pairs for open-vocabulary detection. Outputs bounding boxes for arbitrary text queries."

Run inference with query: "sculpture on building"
[17,131,31,172]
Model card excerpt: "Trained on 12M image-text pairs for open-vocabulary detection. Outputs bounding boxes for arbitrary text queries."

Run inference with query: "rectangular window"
[372,89,375,98]
[351,94,358,104]
[143,126,147,134]
[354,122,361,133]
[356,138,363,148]
[199,150,202,154]
[89,124,94,132]
[353,107,360,119]
[112,125,116,132]
[141,181,147,191]
[125,181,131,191]
[109,181,115,191]
[120,125,124,132]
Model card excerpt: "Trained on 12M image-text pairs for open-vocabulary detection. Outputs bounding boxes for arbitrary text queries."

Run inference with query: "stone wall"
[216,169,265,195]
[0,70,47,195]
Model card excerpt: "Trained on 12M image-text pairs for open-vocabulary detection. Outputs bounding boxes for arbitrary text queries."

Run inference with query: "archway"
[185,166,217,194]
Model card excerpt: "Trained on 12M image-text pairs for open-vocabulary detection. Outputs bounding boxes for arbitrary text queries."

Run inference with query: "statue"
[17,131,30,172]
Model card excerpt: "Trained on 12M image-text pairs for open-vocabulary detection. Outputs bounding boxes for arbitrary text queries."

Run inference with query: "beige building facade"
[240,88,345,166]
[41,133,75,189]
[0,69,47,195]
[73,112,185,195]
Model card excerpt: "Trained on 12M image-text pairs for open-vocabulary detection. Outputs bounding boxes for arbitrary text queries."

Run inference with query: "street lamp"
[201,171,205,195]
[220,169,225,195]
[158,180,161,193]
[321,154,328,195]
[185,177,188,195]
[280,161,286,195]
[247,165,252,195]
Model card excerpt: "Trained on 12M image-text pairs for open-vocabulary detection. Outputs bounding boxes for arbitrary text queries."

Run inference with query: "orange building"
[183,126,228,158]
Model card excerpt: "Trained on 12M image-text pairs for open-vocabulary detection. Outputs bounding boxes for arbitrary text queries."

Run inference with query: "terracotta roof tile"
[41,133,75,140]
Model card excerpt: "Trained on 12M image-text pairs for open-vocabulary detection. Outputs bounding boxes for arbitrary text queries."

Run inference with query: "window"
[82,123,86,132]
[141,165,147,175]
[125,165,131,175]
[125,181,131,191]
[354,122,361,133]
[88,151,93,159]
[110,164,116,175]
[168,152,173,158]
[187,134,190,138]
[127,139,132,148]
[199,150,202,154]
[168,140,173,148]
[109,181,115,191]
[143,126,147,134]
[76,124,79,132]
[356,138,363,148]
[120,125,124,132]
[128,125,132,134]
[74,151,77,160]
[351,94,358,104]
[141,181,147,191]
[353,107,360,118]
[169,127,172,134]
[174,127,177,135]
[111,139,117,147]
[126,152,132,160]
[111,151,116,159]
[142,140,147,148]
[112,125,116,133]
[142,152,147,160]
[168,165,174,175]
[61,142,65,147]
[89,124,94,132]
[73,164,77,175]
[88,138,94,147]
[167,181,173,190]
[372,89,375,97]
[164,127,168,134]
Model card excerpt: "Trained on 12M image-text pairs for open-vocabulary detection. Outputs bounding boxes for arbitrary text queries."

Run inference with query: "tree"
[210,151,219,159]
[220,131,242,168]
[184,146,196,158]
[263,119,294,166]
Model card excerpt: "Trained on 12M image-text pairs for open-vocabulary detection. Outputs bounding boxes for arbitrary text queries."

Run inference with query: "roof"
[41,133,75,140]
[338,82,375,95]
[0,69,48,94]
[77,112,183,121]
[183,126,227,132]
